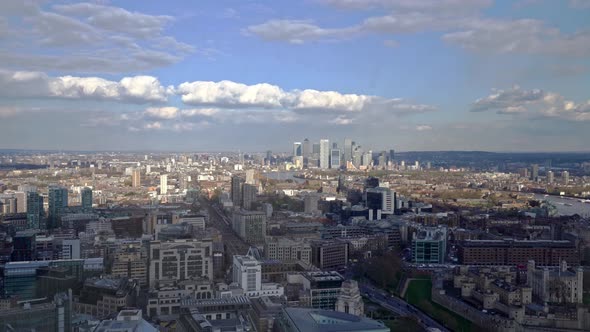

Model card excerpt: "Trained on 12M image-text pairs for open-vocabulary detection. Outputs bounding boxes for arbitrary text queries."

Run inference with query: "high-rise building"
[344,138,352,164]
[26,192,43,229]
[531,164,539,181]
[362,152,372,167]
[302,138,311,158]
[48,186,68,229]
[81,187,92,209]
[231,175,245,207]
[389,149,395,162]
[319,139,330,169]
[160,174,168,195]
[330,148,341,169]
[14,191,26,213]
[232,210,267,245]
[547,170,554,184]
[293,142,302,157]
[562,171,570,184]
[245,169,256,185]
[242,183,257,210]
[366,187,395,220]
[312,143,320,155]
[131,168,141,188]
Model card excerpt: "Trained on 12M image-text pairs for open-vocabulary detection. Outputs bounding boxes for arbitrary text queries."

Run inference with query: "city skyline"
[1,1,589,151]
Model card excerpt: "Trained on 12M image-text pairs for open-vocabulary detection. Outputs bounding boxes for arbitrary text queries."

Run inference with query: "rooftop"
[282,308,389,332]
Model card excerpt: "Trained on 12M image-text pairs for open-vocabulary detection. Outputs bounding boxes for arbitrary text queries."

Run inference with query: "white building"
[232,255,284,298]
[160,174,168,195]
[319,139,330,169]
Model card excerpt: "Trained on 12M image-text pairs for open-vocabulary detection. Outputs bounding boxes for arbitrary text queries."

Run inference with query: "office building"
[11,231,36,261]
[547,170,554,184]
[232,210,267,245]
[81,187,92,209]
[48,186,68,229]
[242,183,257,210]
[302,138,311,158]
[75,277,139,319]
[149,239,213,288]
[276,307,388,332]
[286,271,345,310]
[293,142,302,157]
[562,171,570,184]
[231,175,245,208]
[111,250,148,286]
[319,139,330,169]
[26,191,44,229]
[233,254,284,297]
[93,309,157,332]
[330,148,340,169]
[311,240,348,270]
[531,164,539,181]
[412,226,447,264]
[14,191,26,213]
[265,237,312,264]
[344,138,352,164]
[160,174,168,195]
[0,292,73,332]
[131,168,141,188]
[365,187,395,220]
[457,239,579,266]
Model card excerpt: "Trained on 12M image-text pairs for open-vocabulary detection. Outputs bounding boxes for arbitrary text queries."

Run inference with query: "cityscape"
[1,1,590,332]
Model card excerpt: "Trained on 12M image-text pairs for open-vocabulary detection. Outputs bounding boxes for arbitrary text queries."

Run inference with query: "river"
[533,193,590,217]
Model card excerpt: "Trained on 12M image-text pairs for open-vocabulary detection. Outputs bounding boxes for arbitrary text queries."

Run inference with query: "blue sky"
[0,0,589,152]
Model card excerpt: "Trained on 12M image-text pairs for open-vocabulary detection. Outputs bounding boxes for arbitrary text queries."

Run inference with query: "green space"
[405,278,474,332]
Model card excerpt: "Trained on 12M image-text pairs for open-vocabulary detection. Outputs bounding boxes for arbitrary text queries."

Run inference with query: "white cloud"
[144,107,179,119]
[416,125,433,131]
[323,0,492,12]
[0,70,170,102]
[176,79,436,116]
[244,20,358,44]
[471,86,590,121]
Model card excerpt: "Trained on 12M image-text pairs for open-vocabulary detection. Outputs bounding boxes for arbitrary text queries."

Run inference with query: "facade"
[231,175,245,208]
[330,148,340,169]
[81,187,93,209]
[335,280,364,316]
[131,168,141,188]
[365,187,395,220]
[0,292,73,332]
[242,183,257,210]
[265,237,312,264]
[149,239,213,288]
[287,271,345,310]
[311,240,348,270]
[75,277,138,319]
[458,239,579,266]
[111,250,148,286]
[48,186,68,229]
[233,254,284,297]
[160,174,168,195]
[293,142,302,158]
[232,209,267,245]
[147,279,214,318]
[528,260,584,304]
[412,226,447,264]
[319,139,330,169]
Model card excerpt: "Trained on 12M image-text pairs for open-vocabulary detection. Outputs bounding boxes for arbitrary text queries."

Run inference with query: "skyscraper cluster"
[291,138,394,170]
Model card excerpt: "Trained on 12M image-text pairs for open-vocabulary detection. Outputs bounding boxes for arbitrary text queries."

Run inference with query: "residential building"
[319,139,330,169]
[131,168,141,188]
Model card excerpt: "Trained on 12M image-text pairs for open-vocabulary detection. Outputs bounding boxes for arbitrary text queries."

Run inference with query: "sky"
[0,0,589,152]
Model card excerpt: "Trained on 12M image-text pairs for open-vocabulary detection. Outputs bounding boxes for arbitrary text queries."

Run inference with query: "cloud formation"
[0,70,172,103]
[471,86,590,121]
[0,2,195,73]
[246,1,590,56]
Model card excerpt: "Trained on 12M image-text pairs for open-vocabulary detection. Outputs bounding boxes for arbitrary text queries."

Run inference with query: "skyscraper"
[26,192,43,229]
[160,174,168,195]
[231,175,245,207]
[293,142,302,157]
[302,138,311,158]
[319,139,330,169]
[48,186,68,229]
[242,183,257,210]
[531,164,539,181]
[81,187,93,209]
[330,148,341,169]
[344,138,352,164]
[131,168,141,188]
[547,170,554,184]
[562,171,570,184]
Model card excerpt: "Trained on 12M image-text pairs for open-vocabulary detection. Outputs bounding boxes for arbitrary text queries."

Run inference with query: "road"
[360,282,450,332]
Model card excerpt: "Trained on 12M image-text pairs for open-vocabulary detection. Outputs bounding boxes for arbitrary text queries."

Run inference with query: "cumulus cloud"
[0,70,171,102]
[176,79,436,115]
[471,86,590,121]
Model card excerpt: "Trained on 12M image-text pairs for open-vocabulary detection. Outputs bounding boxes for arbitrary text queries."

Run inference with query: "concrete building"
[286,271,345,310]
[311,240,348,270]
[131,168,141,188]
[265,237,312,264]
[81,187,92,209]
[231,175,245,208]
[242,183,257,210]
[232,210,267,245]
[149,239,213,288]
[319,139,330,169]
[160,174,168,195]
[412,226,447,264]
[233,254,284,298]
[75,277,139,319]
[111,250,148,286]
[304,193,320,215]
[147,279,214,318]
[365,187,395,220]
